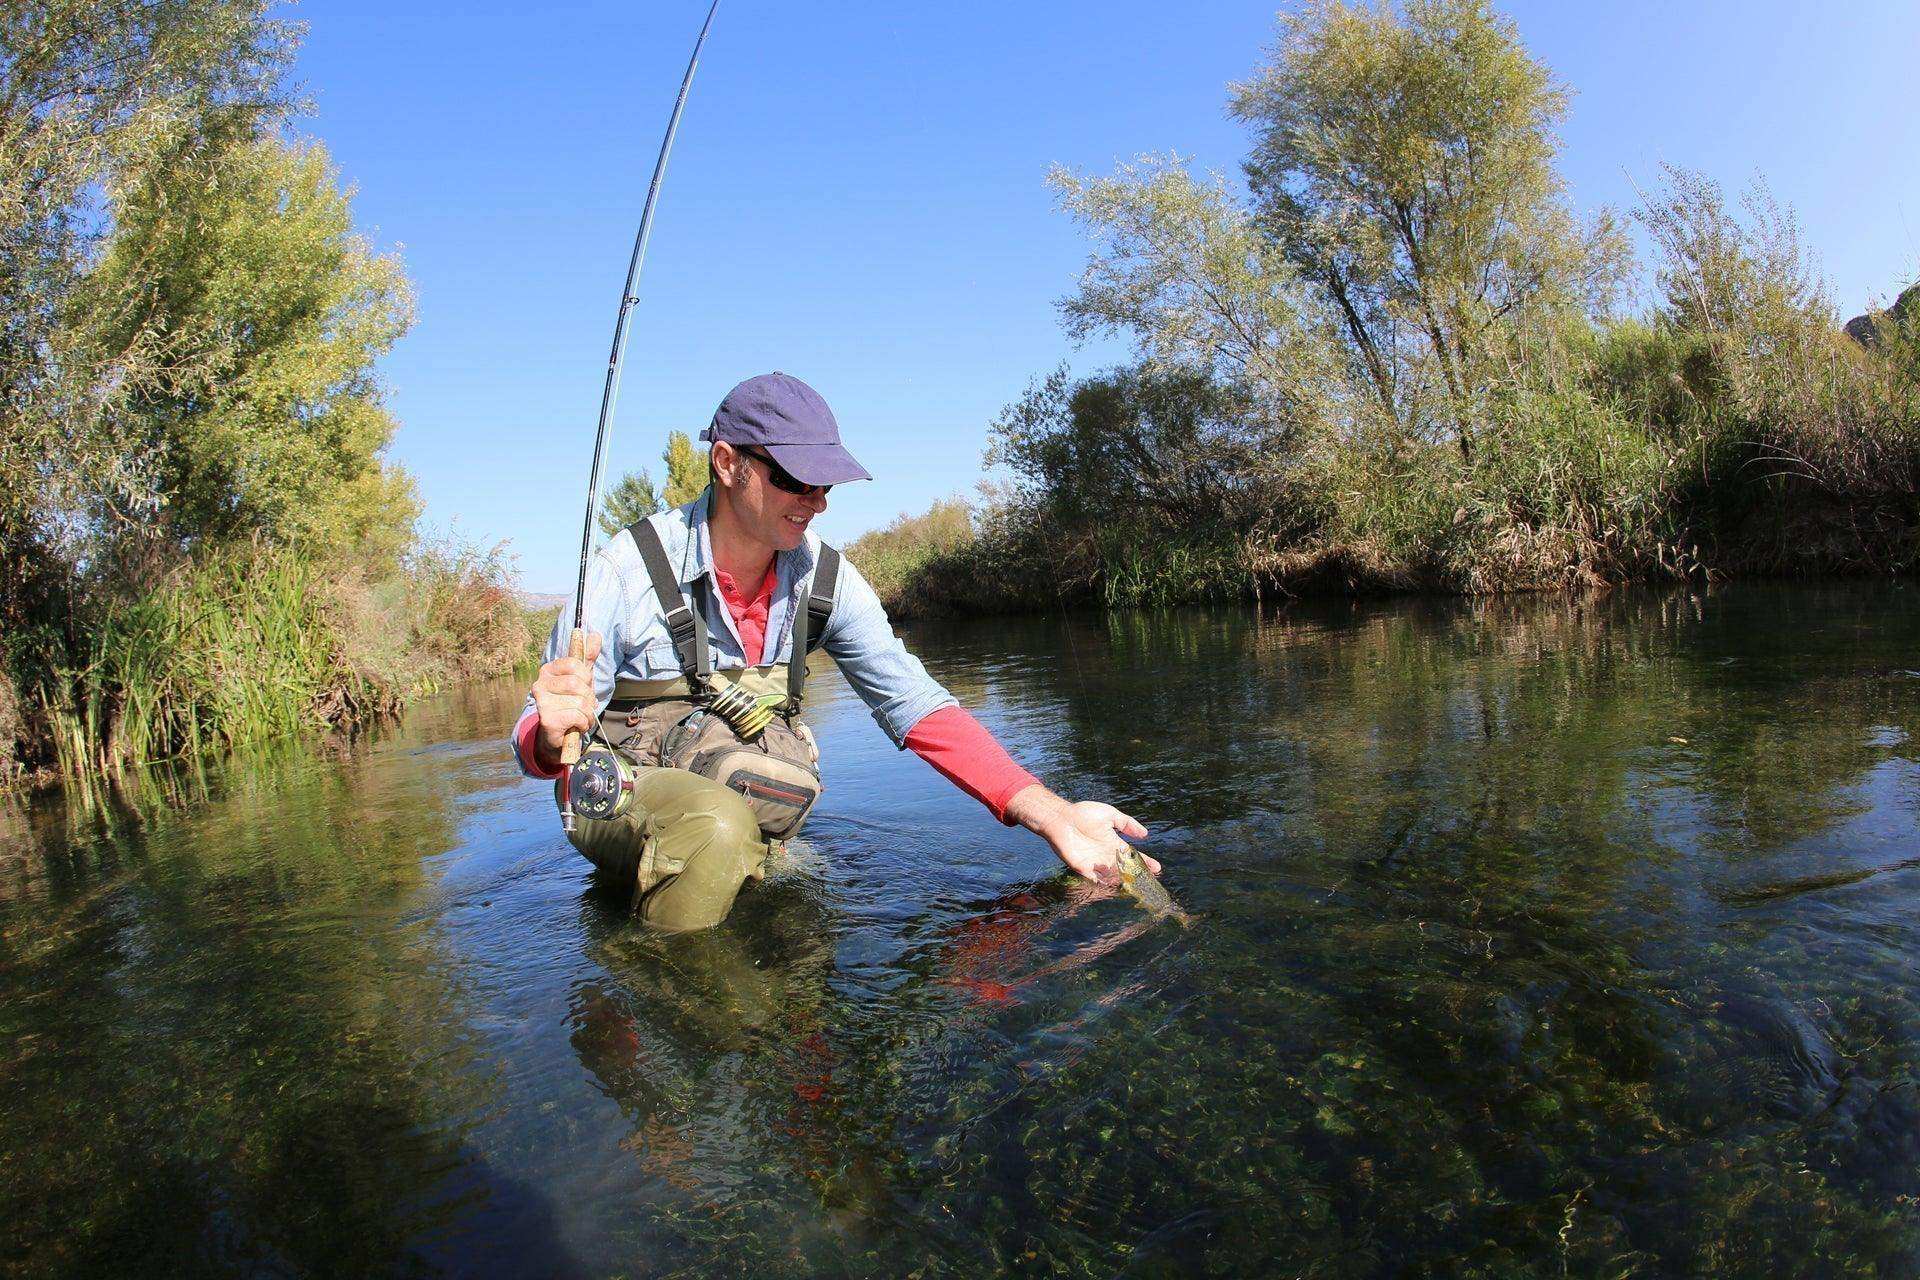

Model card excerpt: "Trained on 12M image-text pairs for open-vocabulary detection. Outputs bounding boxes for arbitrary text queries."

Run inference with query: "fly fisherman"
[513,372,1162,931]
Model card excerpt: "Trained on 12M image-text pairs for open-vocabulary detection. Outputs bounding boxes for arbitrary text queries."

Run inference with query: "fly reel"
[567,743,638,822]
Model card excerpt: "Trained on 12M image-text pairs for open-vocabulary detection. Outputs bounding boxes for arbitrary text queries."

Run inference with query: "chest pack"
[597,519,840,839]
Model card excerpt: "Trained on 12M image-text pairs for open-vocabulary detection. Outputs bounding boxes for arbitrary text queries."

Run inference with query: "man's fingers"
[539,699,595,747]
[582,631,602,664]
[1113,810,1148,841]
[537,657,597,701]
[1143,854,1163,876]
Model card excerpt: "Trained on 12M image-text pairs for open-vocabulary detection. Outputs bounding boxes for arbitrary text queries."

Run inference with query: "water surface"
[3,585,1918,1277]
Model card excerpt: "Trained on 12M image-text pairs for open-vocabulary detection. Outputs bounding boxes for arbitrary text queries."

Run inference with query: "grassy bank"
[851,307,1920,621]
[0,6,555,789]
[4,540,542,788]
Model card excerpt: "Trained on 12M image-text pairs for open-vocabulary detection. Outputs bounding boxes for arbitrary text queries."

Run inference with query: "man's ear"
[711,441,737,489]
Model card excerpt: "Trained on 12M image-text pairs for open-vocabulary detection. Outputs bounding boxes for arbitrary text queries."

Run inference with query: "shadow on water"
[3,585,1919,1277]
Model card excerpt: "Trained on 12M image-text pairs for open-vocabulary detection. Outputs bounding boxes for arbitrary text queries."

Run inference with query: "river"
[3,585,1918,1277]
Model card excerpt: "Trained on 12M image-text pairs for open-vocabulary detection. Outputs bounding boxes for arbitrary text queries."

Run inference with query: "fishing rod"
[561,0,721,832]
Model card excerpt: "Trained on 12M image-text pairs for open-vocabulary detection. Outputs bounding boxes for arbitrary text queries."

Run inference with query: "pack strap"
[787,544,840,711]
[627,519,838,708]
[629,519,709,684]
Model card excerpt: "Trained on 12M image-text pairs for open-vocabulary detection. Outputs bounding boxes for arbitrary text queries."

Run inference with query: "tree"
[67,135,418,566]
[0,0,295,620]
[988,364,1311,541]
[1049,156,1340,430]
[660,429,705,507]
[1228,0,1626,456]
[1053,0,1625,462]
[598,469,660,537]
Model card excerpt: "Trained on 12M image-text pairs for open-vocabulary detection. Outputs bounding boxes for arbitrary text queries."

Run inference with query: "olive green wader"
[559,521,839,932]
[560,759,766,932]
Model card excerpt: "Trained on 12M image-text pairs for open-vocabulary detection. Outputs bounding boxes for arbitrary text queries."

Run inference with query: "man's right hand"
[532,631,602,768]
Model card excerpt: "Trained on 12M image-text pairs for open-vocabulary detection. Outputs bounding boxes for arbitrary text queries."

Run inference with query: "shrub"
[845,498,977,608]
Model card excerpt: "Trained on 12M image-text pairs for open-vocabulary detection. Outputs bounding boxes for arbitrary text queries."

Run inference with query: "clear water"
[4,585,1918,1277]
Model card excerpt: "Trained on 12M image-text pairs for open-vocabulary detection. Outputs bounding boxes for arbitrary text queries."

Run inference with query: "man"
[514,371,1159,931]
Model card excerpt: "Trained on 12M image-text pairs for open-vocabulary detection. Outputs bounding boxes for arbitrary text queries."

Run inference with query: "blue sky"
[287,1,1920,592]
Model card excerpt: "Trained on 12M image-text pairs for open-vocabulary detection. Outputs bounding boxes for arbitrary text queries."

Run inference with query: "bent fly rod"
[561,0,721,831]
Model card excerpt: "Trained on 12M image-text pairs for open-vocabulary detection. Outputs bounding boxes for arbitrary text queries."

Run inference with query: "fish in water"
[1114,844,1192,925]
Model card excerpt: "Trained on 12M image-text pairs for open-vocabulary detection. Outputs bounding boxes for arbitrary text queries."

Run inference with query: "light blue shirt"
[514,491,956,775]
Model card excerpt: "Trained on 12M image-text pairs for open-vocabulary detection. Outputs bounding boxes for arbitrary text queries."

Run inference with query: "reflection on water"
[2,585,1917,1276]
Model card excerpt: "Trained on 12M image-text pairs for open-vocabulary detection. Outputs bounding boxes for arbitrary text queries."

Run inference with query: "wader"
[559,521,839,931]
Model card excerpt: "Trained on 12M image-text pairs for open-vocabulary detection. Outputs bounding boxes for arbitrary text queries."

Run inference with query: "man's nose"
[803,488,829,513]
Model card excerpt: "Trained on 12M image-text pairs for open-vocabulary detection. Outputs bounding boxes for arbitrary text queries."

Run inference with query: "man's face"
[713,441,830,553]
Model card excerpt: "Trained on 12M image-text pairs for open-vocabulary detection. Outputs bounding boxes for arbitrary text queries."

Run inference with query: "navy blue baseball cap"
[700,372,873,485]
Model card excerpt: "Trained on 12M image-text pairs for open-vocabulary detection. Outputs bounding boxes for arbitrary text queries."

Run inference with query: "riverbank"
[850,486,1918,623]
[854,0,1919,623]
[2,540,544,790]
[0,6,553,791]
[851,308,1920,620]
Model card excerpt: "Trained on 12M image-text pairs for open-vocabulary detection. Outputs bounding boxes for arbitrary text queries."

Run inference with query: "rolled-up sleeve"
[821,555,957,747]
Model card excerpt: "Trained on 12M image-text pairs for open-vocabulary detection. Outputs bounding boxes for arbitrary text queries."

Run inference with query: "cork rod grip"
[559,628,587,765]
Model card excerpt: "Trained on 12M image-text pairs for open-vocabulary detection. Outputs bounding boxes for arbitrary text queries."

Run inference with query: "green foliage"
[980,363,1331,606]
[69,135,418,563]
[0,5,521,784]
[42,535,534,777]
[0,0,296,543]
[45,545,345,775]
[845,498,977,612]
[1458,376,1675,590]
[989,364,1318,541]
[1636,167,1920,508]
[0,0,295,646]
[874,0,1916,619]
[661,430,706,508]
[1228,0,1628,454]
[598,469,661,537]
[1048,157,1340,427]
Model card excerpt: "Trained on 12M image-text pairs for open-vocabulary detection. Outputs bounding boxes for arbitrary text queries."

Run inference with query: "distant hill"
[517,591,568,612]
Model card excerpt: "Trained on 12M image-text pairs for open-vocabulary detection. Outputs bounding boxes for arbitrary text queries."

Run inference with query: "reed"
[45,547,344,774]
[30,533,536,782]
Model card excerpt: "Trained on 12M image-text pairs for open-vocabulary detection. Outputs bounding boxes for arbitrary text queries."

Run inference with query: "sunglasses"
[740,447,830,497]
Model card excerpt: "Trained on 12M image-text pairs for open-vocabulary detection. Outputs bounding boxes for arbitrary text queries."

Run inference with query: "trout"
[1114,845,1191,925]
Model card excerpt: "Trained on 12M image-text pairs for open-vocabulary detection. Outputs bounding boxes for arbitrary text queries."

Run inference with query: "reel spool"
[567,744,637,822]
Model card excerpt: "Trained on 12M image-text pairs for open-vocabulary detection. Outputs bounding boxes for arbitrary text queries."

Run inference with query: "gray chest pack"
[595,520,840,839]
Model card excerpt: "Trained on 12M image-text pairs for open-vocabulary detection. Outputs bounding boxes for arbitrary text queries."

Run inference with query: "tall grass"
[45,547,348,775]
[845,499,984,617]
[31,534,538,781]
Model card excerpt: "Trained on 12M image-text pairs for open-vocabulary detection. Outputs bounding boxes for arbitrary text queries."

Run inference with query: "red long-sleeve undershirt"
[515,562,1038,823]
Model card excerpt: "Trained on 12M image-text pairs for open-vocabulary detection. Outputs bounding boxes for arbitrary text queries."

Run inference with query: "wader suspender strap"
[630,520,709,688]
[626,520,838,706]
[787,544,840,712]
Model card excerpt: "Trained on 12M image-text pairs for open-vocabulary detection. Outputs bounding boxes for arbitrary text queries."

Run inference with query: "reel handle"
[560,627,587,766]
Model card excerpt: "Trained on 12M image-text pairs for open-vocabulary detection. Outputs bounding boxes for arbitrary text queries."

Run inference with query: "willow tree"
[0,0,294,625]
[68,135,418,568]
[1229,0,1626,457]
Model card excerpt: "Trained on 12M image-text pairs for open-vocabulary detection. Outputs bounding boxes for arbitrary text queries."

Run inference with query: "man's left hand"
[1004,785,1159,884]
